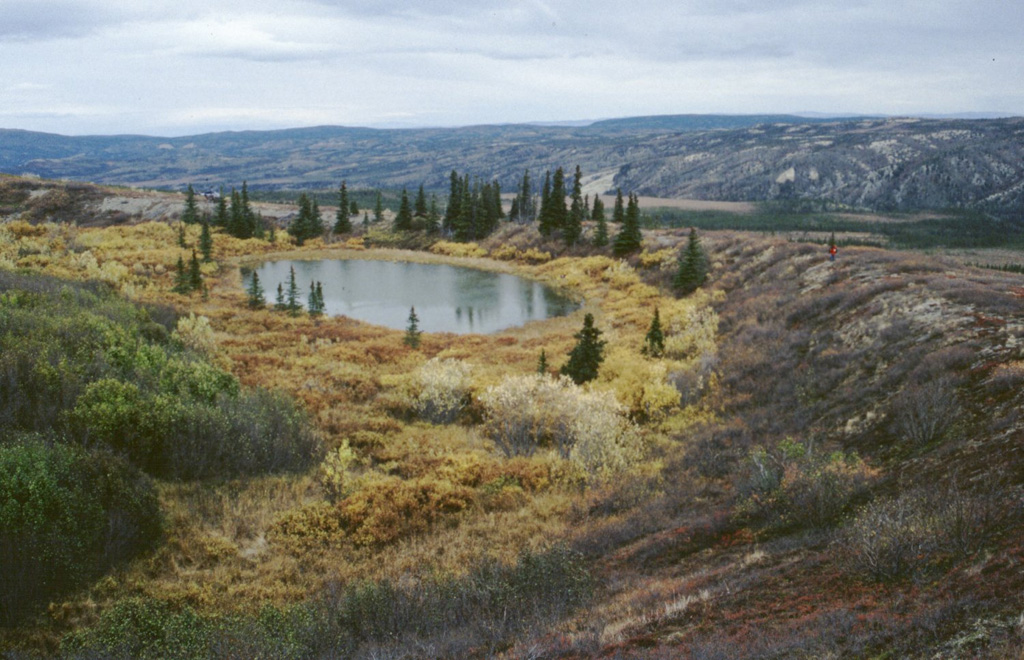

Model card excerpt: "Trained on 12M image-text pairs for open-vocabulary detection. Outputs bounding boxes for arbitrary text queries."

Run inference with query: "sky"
[0,0,1021,136]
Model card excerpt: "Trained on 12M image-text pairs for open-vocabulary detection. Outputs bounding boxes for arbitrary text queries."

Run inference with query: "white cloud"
[0,0,1020,135]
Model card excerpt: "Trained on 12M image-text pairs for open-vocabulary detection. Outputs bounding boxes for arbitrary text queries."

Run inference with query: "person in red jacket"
[829,243,837,262]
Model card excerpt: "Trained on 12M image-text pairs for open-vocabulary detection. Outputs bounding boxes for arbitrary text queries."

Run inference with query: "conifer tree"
[310,196,324,236]
[404,306,422,348]
[188,249,203,293]
[414,184,428,218]
[334,181,352,234]
[214,190,229,228]
[565,165,584,246]
[673,227,708,296]
[642,308,665,357]
[373,191,384,223]
[350,200,359,216]
[308,281,325,317]
[247,271,265,309]
[560,313,606,385]
[363,211,370,228]
[444,170,461,233]
[240,181,256,239]
[612,188,625,224]
[538,170,554,236]
[177,223,187,248]
[613,192,643,256]
[425,195,440,234]
[550,167,567,233]
[594,212,609,247]
[228,188,243,238]
[171,255,190,294]
[592,196,605,222]
[537,349,548,375]
[509,197,520,223]
[518,169,535,224]
[199,219,213,262]
[182,184,200,225]
[285,266,302,317]
[274,283,286,310]
[394,188,413,231]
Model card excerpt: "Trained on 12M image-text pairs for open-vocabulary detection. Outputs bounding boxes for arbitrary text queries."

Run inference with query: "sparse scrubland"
[1,180,1022,658]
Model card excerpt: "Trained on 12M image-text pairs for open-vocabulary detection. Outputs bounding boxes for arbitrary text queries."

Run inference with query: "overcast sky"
[1,0,1021,136]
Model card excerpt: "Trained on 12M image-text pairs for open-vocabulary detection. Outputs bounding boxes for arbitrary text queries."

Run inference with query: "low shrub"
[64,547,592,659]
[735,438,875,530]
[836,481,1007,581]
[480,373,645,481]
[0,437,161,626]
[411,358,472,424]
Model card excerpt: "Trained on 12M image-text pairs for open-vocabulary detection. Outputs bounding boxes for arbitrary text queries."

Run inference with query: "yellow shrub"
[344,236,366,250]
[638,248,676,270]
[338,473,475,546]
[490,243,520,261]
[172,313,217,355]
[600,349,681,421]
[430,241,487,258]
[520,247,551,264]
[318,440,358,502]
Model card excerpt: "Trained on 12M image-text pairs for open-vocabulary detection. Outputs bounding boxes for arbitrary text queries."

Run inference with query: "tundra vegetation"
[0,174,1022,658]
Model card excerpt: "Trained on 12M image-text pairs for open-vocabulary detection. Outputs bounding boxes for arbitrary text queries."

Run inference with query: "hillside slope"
[2,116,1023,218]
[562,234,1024,658]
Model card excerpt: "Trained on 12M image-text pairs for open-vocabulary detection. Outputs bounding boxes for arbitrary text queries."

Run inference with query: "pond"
[244,259,578,334]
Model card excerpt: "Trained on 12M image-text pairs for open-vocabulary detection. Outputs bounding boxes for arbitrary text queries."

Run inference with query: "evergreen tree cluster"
[172,250,204,295]
[289,193,325,246]
[673,228,708,296]
[443,170,504,242]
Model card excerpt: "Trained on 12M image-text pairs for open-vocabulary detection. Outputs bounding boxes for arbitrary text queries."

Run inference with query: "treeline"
[0,272,321,624]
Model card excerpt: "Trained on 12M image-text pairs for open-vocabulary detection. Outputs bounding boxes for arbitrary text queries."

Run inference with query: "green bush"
[0,437,161,626]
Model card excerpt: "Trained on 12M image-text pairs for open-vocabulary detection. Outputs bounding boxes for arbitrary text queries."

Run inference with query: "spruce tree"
[642,308,665,357]
[228,188,243,238]
[308,281,324,317]
[404,306,422,348]
[188,249,203,293]
[537,349,549,375]
[613,192,643,256]
[509,197,520,223]
[594,212,609,247]
[285,266,302,317]
[199,219,213,262]
[214,190,229,228]
[538,171,553,236]
[394,188,413,231]
[443,170,461,233]
[177,223,187,248]
[518,169,534,224]
[560,313,606,385]
[549,167,567,233]
[414,184,428,218]
[274,283,286,310]
[363,211,370,228]
[350,200,359,216]
[373,191,384,223]
[247,271,265,309]
[171,255,190,294]
[334,181,352,234]
[565,165,584,247]
[240,181,256,239]
[673,228,708,296]
[425,195,440,234]
[612,188,625,224]
[310,197,324,236]
[591,196,605,222]
[182,184,200,225]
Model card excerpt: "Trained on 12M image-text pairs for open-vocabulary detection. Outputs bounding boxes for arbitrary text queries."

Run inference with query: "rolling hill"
[2,115,1023,219]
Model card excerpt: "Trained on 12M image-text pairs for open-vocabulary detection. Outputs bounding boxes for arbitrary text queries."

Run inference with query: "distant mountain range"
[2,114,1023,218]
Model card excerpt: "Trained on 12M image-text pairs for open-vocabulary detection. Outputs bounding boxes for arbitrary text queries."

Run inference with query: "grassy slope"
[1,182,1022,657]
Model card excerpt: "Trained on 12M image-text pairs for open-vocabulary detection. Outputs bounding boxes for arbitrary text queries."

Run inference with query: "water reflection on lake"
[244,259,578,334]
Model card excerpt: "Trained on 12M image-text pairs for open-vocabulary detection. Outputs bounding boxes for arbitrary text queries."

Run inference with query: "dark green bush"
[1,271,320,480]
[0,437,161,626]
